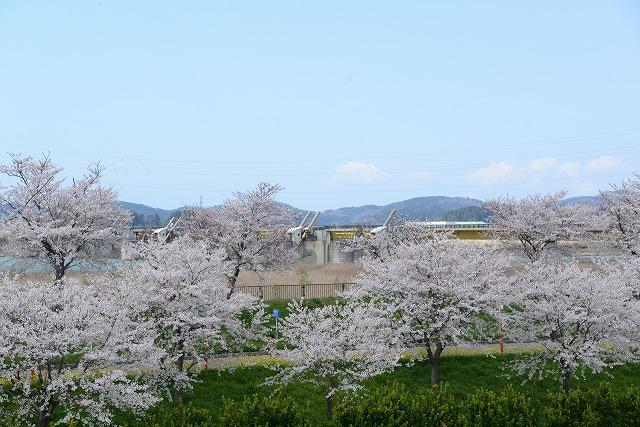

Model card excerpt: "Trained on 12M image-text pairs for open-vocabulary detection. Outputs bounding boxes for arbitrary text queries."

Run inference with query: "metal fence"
[236,282,358,300]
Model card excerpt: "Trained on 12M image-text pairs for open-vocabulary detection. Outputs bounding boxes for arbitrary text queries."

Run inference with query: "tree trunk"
[50,252,69,282]
[326,394,333,419]
[173,355,185,405]
[54,264,65,282]
[38,402,52,427]
[226,267,241,300]
[173,388,182,405]
[562,369,572,392]
[426,338,444,385]
[430,355,440,385]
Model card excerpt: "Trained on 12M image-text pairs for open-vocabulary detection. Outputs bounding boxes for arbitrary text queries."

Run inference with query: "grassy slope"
[39,296,631,425]
[129,297,639,425]
[147,355,640,426]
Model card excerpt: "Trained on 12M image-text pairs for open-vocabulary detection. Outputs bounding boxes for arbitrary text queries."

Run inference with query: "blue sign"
[272,309,281,318]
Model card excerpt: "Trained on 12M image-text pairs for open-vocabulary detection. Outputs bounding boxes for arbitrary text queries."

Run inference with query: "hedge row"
[335,383,640,427]
[126,383,640,426]
[334,383,534,427]
[124,396,312,427]
[544,384,640,427]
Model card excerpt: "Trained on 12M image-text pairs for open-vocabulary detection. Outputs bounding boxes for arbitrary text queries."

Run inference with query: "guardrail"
[421,223,492,229]
[236,282,358,300]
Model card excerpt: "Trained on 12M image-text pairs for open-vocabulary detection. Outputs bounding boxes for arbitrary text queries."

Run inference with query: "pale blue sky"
[1,1,639,209]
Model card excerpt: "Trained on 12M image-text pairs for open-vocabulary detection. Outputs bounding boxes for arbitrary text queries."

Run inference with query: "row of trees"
[1,154,640,424]
[0,155,294,426]
[265,188,640,417]
[0,154,293,284]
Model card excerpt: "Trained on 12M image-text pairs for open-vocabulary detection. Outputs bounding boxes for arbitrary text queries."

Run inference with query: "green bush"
[218,394,312,427]
[545,383,640,427]
[333,382,462,427]
[463,386,535,427]
[126,404,214,427]
[617,386,640,426]
[334,384,535,427]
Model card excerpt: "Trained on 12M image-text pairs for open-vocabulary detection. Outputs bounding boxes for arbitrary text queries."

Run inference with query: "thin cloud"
[529,157,557,172]
[468,161,514,184]
[469,155,622,185]
[585,155,620,172]
[558,161,581,178]
[329,161,388,184]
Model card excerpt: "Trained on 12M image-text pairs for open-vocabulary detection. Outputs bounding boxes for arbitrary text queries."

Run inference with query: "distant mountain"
[560,195,603,206]
[119,202,180,227]
[438,205,491,222]
[120,201,303,228]
[120,194,601,228]
[119,197,483,228]
[314,196,483,226]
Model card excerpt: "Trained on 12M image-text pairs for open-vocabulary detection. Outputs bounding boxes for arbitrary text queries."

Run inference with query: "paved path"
[203,342,542,369]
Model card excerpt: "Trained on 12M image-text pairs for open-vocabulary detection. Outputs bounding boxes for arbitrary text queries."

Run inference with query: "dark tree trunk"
[326,394,333,419]
[173,355,185,405]
[173,388,182,405]
[562,369,572,392]
[426,338,444,385]
[173,386,183,405]
[430,356,441,385]
[54,264,65,282]
[325,379,337,419]
[226,266,241,300]
[38,402,52,427]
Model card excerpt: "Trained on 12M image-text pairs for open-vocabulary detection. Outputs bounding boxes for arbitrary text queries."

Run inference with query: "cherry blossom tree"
[131,237,266,405]
[599,174,640,300]
[345,221,428,260]
[351,230,506,385]
[0,275,159,427]
[600,173,640,257]
[0,154,132,280]
[498,258,640,392]
[265,300,403,418]
[182,182,294,298]
[483,191,595,262]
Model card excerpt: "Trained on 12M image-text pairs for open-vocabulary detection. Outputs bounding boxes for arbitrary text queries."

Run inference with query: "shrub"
[463,386,535,427]
[218,394,312,427]
[333,382,462,427]
[124,404,214,427]
[617,386,640,426]
[545,383,640,427]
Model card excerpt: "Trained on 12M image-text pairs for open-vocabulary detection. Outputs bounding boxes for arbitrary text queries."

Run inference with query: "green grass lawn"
[116,297,640,425]
[121,354,640,426]
[11,297,637,425]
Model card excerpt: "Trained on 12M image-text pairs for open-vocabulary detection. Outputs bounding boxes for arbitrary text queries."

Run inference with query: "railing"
[421,223,492,229]
[236,282,358,300]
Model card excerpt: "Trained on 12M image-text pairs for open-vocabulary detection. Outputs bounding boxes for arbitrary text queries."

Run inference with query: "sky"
[1,1,639,210]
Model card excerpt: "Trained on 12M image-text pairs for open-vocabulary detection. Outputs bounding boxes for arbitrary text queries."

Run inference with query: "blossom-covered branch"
[182,182,294,297]
[0,154,132,280]
[265,300,402,418]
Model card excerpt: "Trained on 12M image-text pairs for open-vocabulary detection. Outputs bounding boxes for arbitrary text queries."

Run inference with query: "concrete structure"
[124,217,184,259]
[125,213,492,264]
[288,210,493,265]
[128,217,183,243]
[415,221,492,240]
[294,227,363,264]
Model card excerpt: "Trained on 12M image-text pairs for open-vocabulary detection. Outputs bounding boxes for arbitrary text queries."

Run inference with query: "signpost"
[272,309,281,341]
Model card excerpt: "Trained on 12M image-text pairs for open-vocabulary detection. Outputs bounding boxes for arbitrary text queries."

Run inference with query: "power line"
[109,143,640,178]
[89,126,640,166]
[122,168,631,196]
